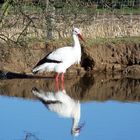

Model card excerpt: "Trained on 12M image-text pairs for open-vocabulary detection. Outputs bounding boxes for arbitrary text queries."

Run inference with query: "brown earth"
[0,41,140,77]
[0,42,85,75]
[82,42,140,73]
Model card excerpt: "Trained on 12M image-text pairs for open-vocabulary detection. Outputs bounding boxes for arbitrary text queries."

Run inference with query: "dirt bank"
[82,40,140,74]
[0,39,140,76]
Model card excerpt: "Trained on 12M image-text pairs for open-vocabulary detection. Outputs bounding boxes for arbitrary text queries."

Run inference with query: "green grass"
[95,7,140,15]
[1,35,139,48]
[86,36,140,47]
[0,3,45,16]
[30,36,140,48]
[1,3,140,16]
[20,4,45,13]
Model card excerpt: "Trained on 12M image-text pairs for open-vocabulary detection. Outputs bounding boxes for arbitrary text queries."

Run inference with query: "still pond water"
[0,74,140,140]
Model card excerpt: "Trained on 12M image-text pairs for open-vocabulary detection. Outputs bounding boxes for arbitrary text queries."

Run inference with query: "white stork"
[32,87,84,137]
[32,27,84,81]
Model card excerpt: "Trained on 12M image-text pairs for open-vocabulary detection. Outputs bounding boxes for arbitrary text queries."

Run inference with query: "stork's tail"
[32,87,50,101]
[32,63,47,74]
[32,66,39,74]
[32,87,59,104]
[32,87,43,98]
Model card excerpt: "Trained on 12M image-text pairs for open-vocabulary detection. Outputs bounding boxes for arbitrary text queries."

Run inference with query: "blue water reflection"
[0,77,140,140]
[0,95,140,140]
[32,87,84,137]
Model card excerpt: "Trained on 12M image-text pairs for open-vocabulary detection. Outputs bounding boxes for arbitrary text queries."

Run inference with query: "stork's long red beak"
[77,33,85,42]
[76,122,85,132]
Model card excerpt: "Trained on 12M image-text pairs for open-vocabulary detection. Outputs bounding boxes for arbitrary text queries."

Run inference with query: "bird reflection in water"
[32,84,84,137]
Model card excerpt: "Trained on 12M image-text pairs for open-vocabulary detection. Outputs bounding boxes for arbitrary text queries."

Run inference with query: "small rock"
[123,65,140,78]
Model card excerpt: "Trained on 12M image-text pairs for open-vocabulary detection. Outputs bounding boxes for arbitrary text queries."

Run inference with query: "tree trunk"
[45,0,55,41]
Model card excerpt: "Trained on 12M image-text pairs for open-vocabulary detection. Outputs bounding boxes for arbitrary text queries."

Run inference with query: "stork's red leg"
[55,73,59,91]
[61,74,64,90]
[61,73,64,82]
[55,79,59,91]
[56,73,59,82]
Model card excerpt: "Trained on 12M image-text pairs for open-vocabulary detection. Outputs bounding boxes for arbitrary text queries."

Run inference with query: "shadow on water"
[0,71,52,79]
[0,71,140,102]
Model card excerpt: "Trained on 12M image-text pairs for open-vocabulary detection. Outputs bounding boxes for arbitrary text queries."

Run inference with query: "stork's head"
[73,27,85,42]
[71,127,80,137]
[71,122,85,137]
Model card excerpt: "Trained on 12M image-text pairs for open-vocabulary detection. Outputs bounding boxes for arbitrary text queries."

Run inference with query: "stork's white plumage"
[32,87,82,137]
[32,27,84,81]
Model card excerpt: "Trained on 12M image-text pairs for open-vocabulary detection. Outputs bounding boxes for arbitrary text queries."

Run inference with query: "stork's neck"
[72,116,80,131]
[73,34,81,48]
[72,101,80,131]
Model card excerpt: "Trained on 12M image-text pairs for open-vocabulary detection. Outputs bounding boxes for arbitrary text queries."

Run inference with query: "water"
[0,73,140,140]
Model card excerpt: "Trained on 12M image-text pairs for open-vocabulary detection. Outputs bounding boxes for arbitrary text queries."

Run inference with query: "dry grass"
[0,12,140,46]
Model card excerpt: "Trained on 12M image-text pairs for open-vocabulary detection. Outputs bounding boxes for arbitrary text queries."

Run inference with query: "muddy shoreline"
[0,40,140,77]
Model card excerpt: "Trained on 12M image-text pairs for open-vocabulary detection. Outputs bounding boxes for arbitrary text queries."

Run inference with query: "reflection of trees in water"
[68,74,140,102]
[120,78,140,101]
[0,74,140,102]
[69,73,95,100]
[92,77,140,102]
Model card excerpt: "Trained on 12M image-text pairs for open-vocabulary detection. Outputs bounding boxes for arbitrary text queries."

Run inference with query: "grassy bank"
[26,36,140,48]
[0,35,140,74]
[1,36,140,50]
[86,36,140,46]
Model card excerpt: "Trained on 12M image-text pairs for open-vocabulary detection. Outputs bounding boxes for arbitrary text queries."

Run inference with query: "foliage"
[0,0,140,47]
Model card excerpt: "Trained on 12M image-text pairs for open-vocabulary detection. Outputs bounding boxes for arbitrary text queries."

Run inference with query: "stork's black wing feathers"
[33,52,62,69]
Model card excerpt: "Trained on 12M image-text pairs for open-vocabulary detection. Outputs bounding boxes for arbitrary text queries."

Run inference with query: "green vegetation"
[95,7,140,15]
[35,36,140,48]
[0,0,140,47]
[86,36,140,46]
[1,0,140,15]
